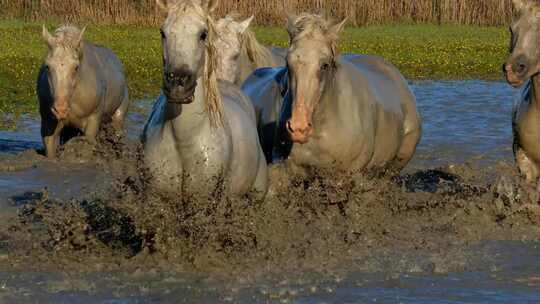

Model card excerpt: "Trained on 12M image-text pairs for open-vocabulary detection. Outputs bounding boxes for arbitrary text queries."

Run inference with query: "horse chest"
[177,128,233,178]
[289,127,364,169]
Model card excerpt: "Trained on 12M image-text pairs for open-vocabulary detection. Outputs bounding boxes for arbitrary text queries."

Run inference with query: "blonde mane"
[242,29,275,67]
[50,25,84,50]
[166,0,223,127]
[219,13,275,70]
[288,13,341,59]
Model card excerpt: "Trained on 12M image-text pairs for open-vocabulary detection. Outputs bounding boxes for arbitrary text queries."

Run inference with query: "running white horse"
[142,0,268,200]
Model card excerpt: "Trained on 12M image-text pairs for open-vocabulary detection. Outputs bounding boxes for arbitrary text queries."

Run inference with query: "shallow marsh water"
[0,80,539,303]
[0,80,518,165]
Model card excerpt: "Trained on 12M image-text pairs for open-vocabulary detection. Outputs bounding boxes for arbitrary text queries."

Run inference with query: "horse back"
[342,54,416,117]
[84,42,126,81]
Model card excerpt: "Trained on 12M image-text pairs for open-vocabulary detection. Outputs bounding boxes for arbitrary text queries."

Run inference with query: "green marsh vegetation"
[0,20,509,128]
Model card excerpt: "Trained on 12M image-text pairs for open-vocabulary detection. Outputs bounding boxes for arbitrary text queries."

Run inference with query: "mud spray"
[0,129,539,282]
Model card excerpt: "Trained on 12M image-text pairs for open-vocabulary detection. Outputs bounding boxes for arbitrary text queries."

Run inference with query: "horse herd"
[34,0,540,201]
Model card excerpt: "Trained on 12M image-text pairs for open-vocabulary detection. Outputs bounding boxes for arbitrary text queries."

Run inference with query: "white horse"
[142,0,268,200]
[243,14,422,172]
[37,25,130,158]
[214,14,285,85]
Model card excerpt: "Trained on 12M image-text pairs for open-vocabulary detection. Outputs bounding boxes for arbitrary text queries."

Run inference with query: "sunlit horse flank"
[505,0,540,183]
[214,14,285,85]
[37,25,130,158]
[142,0,268,200]
[243,13,422,173]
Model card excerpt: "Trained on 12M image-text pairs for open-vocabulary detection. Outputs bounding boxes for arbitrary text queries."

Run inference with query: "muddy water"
[1,80,539,303]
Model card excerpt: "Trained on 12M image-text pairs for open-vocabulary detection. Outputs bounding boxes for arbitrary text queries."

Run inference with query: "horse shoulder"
[513,82,540,151]
[219,81,256,121]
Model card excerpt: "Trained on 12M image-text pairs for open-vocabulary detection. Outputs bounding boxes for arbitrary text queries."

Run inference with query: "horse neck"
[72,43,93,97]
[167,75,210,138]
[311,67,341,128]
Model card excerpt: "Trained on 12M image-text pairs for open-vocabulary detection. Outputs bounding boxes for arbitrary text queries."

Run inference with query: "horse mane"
[242,29,275,67]
[51,25,84,50]
[289,13,341,59]
[167,0,223,127]
[220,13,275,68]
[204,17,223,128]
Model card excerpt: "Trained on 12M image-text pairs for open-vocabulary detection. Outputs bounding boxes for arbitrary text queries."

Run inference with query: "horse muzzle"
[163,84,196,104]
[286,119,313,144]
[52,99,69,120]
[163,71,197,103]
[504,64,526,88]
[504,55,529,88]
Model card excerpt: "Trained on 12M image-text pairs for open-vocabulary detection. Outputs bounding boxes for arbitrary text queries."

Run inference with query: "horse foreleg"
[42,120,63,159]
[250,151,269,201]
[111,88,130,136]
[84,114,102,144]
[396,126,422,169]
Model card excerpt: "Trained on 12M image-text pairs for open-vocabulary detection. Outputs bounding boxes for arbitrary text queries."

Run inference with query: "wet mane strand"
[220,13,274,68]
[243,29,275,67]
[168,0,223,127]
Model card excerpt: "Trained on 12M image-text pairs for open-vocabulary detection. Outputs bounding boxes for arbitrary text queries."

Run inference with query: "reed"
[0,0,515,26]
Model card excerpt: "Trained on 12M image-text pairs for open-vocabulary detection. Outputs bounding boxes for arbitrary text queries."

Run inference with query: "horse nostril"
[513,56,529,75]
[286,120,294,133]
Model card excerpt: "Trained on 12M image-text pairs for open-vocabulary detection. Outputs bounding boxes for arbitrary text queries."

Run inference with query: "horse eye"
[200,30,208,41]
[75,65,80,72]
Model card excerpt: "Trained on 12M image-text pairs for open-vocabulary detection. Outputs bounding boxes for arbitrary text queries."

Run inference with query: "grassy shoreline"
[0,20,509,127]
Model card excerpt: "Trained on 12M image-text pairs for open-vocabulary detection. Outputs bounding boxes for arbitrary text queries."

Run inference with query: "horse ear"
[156,0,168,13]
[286,13,299,40]
[76,26,86,49]
[237,15,254,34]
[42,25,54,48]
[329,17,347,38]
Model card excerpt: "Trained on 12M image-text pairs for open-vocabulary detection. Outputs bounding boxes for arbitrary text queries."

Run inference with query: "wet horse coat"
[142,0,268,199]
[37,25,130,158]
[504,0,540,183]
[243,14,422,172]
